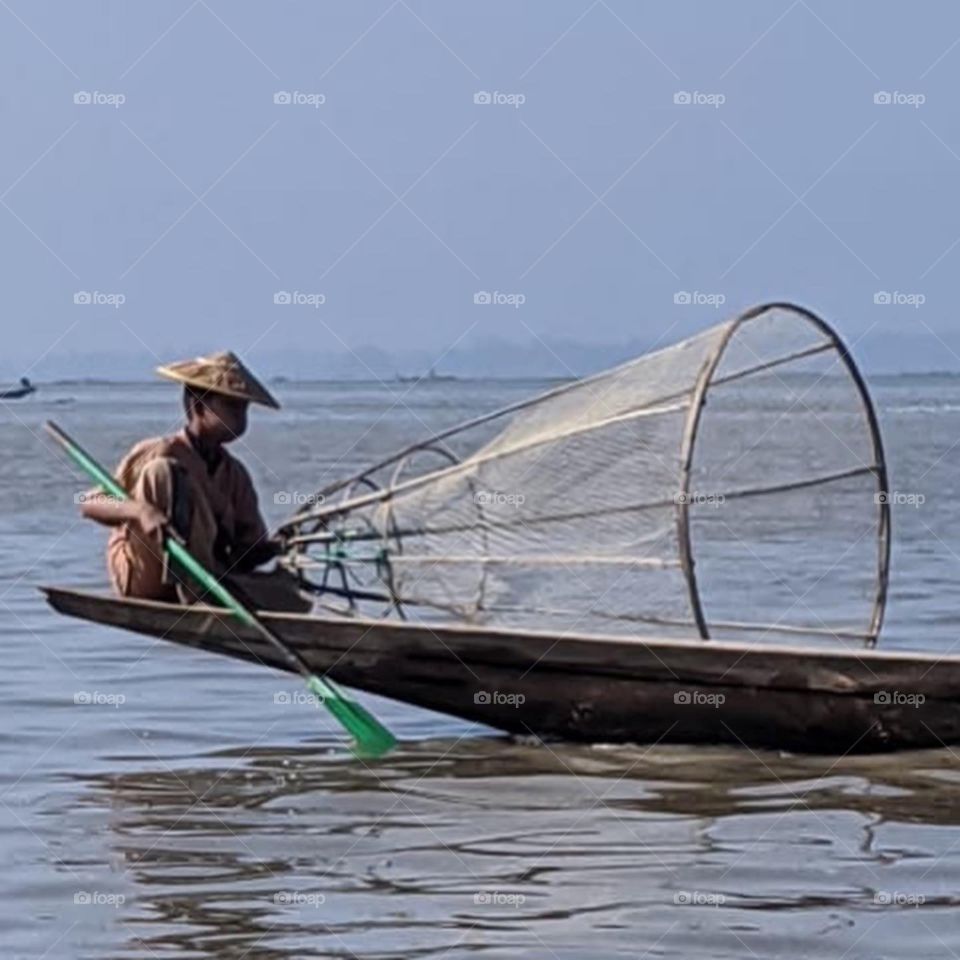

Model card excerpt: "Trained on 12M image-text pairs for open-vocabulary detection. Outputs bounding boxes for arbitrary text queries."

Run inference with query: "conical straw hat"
[156,351,280,409]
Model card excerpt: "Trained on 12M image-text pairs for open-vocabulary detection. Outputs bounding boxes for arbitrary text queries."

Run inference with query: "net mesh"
[280,305,888,645]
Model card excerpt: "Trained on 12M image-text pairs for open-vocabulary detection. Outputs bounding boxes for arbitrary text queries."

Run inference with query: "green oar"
[45,420,396,758]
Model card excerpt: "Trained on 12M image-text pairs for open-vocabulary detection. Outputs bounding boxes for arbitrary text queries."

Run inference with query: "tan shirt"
[105,431,268,599]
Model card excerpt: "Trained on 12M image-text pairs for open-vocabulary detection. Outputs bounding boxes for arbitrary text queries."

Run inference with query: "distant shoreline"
[16,370,960,387]
[27,376,579,387]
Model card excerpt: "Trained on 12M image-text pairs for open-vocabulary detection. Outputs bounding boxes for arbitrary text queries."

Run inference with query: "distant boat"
[0,377,36,400]
[395,367,458,384]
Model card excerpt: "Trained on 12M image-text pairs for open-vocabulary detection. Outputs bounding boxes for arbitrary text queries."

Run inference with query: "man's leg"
[108,457,181,601]
[227,569,314,613]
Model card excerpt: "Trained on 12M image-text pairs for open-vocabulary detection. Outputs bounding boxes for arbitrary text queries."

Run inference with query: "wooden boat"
[46,305,932,754]
[42,586,960,754]
[0,377,36,400]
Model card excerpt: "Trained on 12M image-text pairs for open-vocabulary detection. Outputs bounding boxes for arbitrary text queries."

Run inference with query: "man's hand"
[135,502,168,538]
[228,536,282,573]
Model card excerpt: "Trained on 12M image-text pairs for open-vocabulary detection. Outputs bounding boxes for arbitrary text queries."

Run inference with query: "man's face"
[201,394,249,442]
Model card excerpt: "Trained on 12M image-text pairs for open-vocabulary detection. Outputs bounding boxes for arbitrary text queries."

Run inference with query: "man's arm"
[81,493,166,536]
[79,442,168,537]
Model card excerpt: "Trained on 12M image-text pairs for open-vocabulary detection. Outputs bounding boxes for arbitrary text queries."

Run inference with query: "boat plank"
[41,587,960,753]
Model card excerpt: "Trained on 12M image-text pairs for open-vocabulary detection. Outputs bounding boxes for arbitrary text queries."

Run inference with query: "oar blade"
[306,675,396,757]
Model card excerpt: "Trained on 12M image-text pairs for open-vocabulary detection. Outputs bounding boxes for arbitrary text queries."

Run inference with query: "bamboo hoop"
[674,302,890,646]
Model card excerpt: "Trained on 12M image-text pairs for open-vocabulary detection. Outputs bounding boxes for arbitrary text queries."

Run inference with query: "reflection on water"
[46,740,960,958]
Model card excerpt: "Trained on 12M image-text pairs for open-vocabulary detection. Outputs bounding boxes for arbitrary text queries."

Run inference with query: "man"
[80,350,310,613]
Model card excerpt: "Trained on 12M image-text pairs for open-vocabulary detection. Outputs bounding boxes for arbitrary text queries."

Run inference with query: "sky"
[3,1,960,378]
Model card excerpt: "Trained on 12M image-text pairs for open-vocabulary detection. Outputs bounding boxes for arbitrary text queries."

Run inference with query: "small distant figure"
[0,376,36,400]
[395,366,457,384]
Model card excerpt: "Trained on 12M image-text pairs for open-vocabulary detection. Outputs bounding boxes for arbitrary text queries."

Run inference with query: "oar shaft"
[165,538,317,679]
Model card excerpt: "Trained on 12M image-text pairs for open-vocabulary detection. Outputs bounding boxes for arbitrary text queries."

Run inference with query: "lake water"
[2,376,960,958]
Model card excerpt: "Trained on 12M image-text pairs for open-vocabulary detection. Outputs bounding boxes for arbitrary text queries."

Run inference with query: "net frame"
[277,302,891,647]
[678,302,890,645]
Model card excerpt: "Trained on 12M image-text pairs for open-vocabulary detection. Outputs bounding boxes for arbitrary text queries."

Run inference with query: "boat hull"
[42,587,960,753]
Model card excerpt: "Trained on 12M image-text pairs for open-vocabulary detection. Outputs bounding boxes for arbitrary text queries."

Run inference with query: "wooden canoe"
[42,586,960,754]
[0,384,35,399]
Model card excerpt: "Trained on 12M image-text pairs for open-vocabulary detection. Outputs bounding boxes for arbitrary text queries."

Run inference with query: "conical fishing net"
[279,304,889,646]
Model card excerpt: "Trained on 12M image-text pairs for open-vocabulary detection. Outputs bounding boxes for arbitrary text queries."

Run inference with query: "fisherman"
[79,351,310,612]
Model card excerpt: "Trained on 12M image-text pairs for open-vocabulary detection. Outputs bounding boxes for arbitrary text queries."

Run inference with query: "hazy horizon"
[5,3,960,377]
[5,325,960,382]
